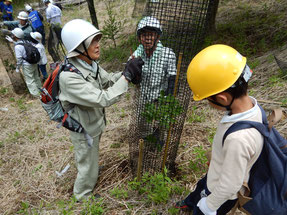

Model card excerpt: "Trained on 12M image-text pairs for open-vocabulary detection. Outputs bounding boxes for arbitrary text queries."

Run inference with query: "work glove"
[1,29,10,35]
[15,68,20,73]
[123,57,144,84]
[197,197,216,215]
[5,35,13,43]
[0,22,3,28]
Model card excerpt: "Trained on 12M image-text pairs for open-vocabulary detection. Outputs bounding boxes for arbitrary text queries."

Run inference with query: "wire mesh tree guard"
[128,0,215,177]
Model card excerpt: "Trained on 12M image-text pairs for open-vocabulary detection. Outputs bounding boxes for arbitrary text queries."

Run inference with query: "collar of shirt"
[220,96,259,123]
[68,57,98,79]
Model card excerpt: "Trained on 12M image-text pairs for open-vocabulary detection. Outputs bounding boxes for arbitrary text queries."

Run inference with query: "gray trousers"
[22,64,41,97]
[70,132,101,201]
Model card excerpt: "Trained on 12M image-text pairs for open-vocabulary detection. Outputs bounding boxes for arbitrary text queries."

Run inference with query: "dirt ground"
[1,0,287,214]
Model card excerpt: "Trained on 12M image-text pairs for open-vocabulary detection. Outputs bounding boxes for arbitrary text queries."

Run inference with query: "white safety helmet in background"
[30,32,42,43]
[61,19,102,54]
[11,28,24,39]
[25,5,32,12]
[17,11,29,20]
[137,16,162,36]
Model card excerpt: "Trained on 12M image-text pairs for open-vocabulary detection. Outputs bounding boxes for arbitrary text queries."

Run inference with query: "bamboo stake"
[161,52,183,172]
[136,139,144,181]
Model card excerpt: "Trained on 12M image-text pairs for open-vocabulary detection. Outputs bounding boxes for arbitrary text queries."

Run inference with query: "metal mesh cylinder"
[129,0,214,176]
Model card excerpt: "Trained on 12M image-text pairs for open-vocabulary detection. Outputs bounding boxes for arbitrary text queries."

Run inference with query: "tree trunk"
[208,0,220,34]
[0,36,27,94]
[86,0,99,28]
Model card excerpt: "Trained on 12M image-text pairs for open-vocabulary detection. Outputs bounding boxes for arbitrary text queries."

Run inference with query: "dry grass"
[0,0,287,214]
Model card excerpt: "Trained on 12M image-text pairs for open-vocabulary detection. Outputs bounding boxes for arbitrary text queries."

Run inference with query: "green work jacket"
[59,57,128,137]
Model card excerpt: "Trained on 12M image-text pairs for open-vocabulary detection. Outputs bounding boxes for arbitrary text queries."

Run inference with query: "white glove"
[197,197,216,215]
[5,35,13,43]
[15,68,20,73]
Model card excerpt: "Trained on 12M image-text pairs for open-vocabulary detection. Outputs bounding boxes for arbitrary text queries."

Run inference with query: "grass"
[204,1,287,57]
[1,0,287,214]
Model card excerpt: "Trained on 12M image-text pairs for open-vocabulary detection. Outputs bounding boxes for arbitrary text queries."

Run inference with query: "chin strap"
[208,95,235,112]
[74,42,93,61]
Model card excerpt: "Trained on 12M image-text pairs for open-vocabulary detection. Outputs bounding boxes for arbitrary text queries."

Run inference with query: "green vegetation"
[100,34,137,64]
[187,106,206,123]
[188,146,208,175]
[142,91,184,129]
[205,3,287,57]
[101,1,123,48]
[128,168,185,204]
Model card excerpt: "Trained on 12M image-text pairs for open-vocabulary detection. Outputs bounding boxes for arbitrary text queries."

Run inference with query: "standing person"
[0,0,4,19]
[43,0,62,62]
[59,19,144,201]
[1,11,32,40]
[175,44,264,215]
[130,16,177,146]
[25,5,45,45]
[5,28,41,97]
[2,0,13,21]
[30,32,48,81]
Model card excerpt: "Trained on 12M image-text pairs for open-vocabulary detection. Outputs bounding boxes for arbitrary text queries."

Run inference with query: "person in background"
[43,0,61,25]
[25,4,45,45]
[5,28,41,97]
[175,44,263,215]
[30,32,48,82]
[2,0,13,21]
[59,19,144,201]
[0,0,5,19]
[43,0,62,62]
[1,11,32,40]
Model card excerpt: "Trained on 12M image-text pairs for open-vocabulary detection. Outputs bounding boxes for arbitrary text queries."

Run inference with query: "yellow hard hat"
[187,44,247,101]
[7,0,12,2]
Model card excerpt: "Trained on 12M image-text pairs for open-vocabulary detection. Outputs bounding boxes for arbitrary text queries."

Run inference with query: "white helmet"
[137,16,162,36]
[61,19,102,54]
[25,5,32,12]
[17,11,29,20]
[30,32,42,42]
[11,28,24,39]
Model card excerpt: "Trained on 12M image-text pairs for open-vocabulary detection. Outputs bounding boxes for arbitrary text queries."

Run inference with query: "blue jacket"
[3,4,13,21]
[28,10,43,29]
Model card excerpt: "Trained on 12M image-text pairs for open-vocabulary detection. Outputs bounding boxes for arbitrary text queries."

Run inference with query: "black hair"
[30,37,39,44]
[224,76,248,99]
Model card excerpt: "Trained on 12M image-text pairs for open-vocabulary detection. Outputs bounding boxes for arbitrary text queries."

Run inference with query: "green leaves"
[141,91,183,129]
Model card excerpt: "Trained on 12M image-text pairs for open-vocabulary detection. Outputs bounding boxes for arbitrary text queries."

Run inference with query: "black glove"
[123,57,144,84]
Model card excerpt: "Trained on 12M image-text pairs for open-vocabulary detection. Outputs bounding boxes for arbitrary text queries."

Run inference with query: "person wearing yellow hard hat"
[175,44,264,215]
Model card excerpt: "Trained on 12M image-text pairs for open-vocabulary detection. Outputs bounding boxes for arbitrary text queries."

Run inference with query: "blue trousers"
[39,64,48,79]
[184,175,237,215]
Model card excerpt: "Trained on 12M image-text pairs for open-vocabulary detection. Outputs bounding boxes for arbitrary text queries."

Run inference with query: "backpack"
[18,41,40,64]
[40,60,84,133]
[223,105,287,215]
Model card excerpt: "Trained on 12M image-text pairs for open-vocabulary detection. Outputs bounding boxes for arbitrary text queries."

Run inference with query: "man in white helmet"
[5,28,42,97]
[59,19,144,201]
[1,10,32,40]
[25,4,45,45]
